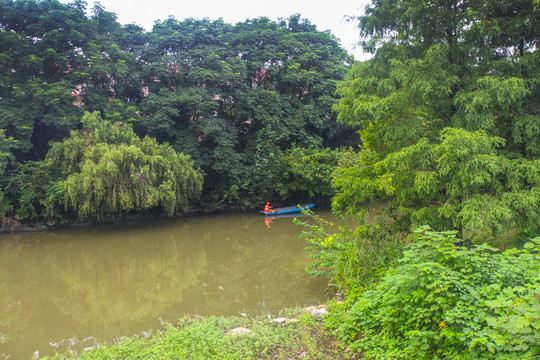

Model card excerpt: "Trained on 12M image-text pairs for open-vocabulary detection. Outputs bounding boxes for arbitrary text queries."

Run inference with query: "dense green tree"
[137,15,353,202]
[0,0,145,160]
[333,0,540,240]
[0,0,87,157]
[46,112,203,219]
[309,6,540,358]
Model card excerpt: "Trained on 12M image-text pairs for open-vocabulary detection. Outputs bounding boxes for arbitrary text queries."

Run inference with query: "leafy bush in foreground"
[329,227,540,360]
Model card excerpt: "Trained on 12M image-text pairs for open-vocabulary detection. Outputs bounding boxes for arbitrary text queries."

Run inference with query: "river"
[0,211,332,359]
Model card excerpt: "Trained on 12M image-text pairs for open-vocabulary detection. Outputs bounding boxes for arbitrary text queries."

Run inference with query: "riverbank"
[0,201,331,234]
[0,204,258,234]
[40,305,358,360]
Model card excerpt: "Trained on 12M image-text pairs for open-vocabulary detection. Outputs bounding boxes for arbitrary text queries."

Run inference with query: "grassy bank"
[42,307,357,360]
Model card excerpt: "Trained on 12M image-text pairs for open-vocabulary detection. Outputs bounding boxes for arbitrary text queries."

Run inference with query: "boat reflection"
[264,213,311,228]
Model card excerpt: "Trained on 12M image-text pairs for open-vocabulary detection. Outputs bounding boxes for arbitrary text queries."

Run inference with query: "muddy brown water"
[0,211,334,359]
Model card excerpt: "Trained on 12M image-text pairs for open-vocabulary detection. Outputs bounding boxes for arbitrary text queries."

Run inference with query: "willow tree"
[46,112,203,219]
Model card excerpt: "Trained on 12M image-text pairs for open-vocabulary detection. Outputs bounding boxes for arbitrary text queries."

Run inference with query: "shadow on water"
[0,211,331,359]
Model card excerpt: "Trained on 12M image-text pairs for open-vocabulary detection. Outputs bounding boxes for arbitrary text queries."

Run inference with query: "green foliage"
[334,44,458,154]
[0,129,19,216]
[4,160,64,220]
[329,227,540,359]
[46,112,203,219]
[332,128,540,239]
[0,129,18,173]
[247,145,348,202]
[137,15,354,203]
[297,209,404,290]
[0,0,142,160]
[1,2,357,213]
[333,0,540,241]
[278,147,346,199]
[45,316,287,360]
[42,311,348,360]
[326,3,540,359]
[355,0,540,58]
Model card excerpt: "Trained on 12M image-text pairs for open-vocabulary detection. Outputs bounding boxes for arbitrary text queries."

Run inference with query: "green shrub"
[329,227,540,359]
[247,145,349,203]
[277,147,350,199]
[4,160,65,220]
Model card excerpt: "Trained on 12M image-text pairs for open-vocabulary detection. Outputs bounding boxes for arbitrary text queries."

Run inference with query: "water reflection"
[0,212,329,359]
[264,213,311,228]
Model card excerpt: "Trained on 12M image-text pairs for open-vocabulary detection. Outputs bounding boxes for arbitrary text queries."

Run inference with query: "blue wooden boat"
[261,203,315,215]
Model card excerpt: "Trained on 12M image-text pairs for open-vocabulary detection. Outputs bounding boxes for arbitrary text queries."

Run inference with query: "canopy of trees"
[0,0,355,221]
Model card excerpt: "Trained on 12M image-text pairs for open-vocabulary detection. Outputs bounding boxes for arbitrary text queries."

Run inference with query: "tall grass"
[296,209,405,292]
[42,310,352,360]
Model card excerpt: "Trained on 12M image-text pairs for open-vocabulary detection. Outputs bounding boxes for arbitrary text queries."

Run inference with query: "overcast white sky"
[59,0,372,60]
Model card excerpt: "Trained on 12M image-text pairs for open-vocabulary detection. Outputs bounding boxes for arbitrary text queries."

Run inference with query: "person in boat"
[264,202,275,213]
